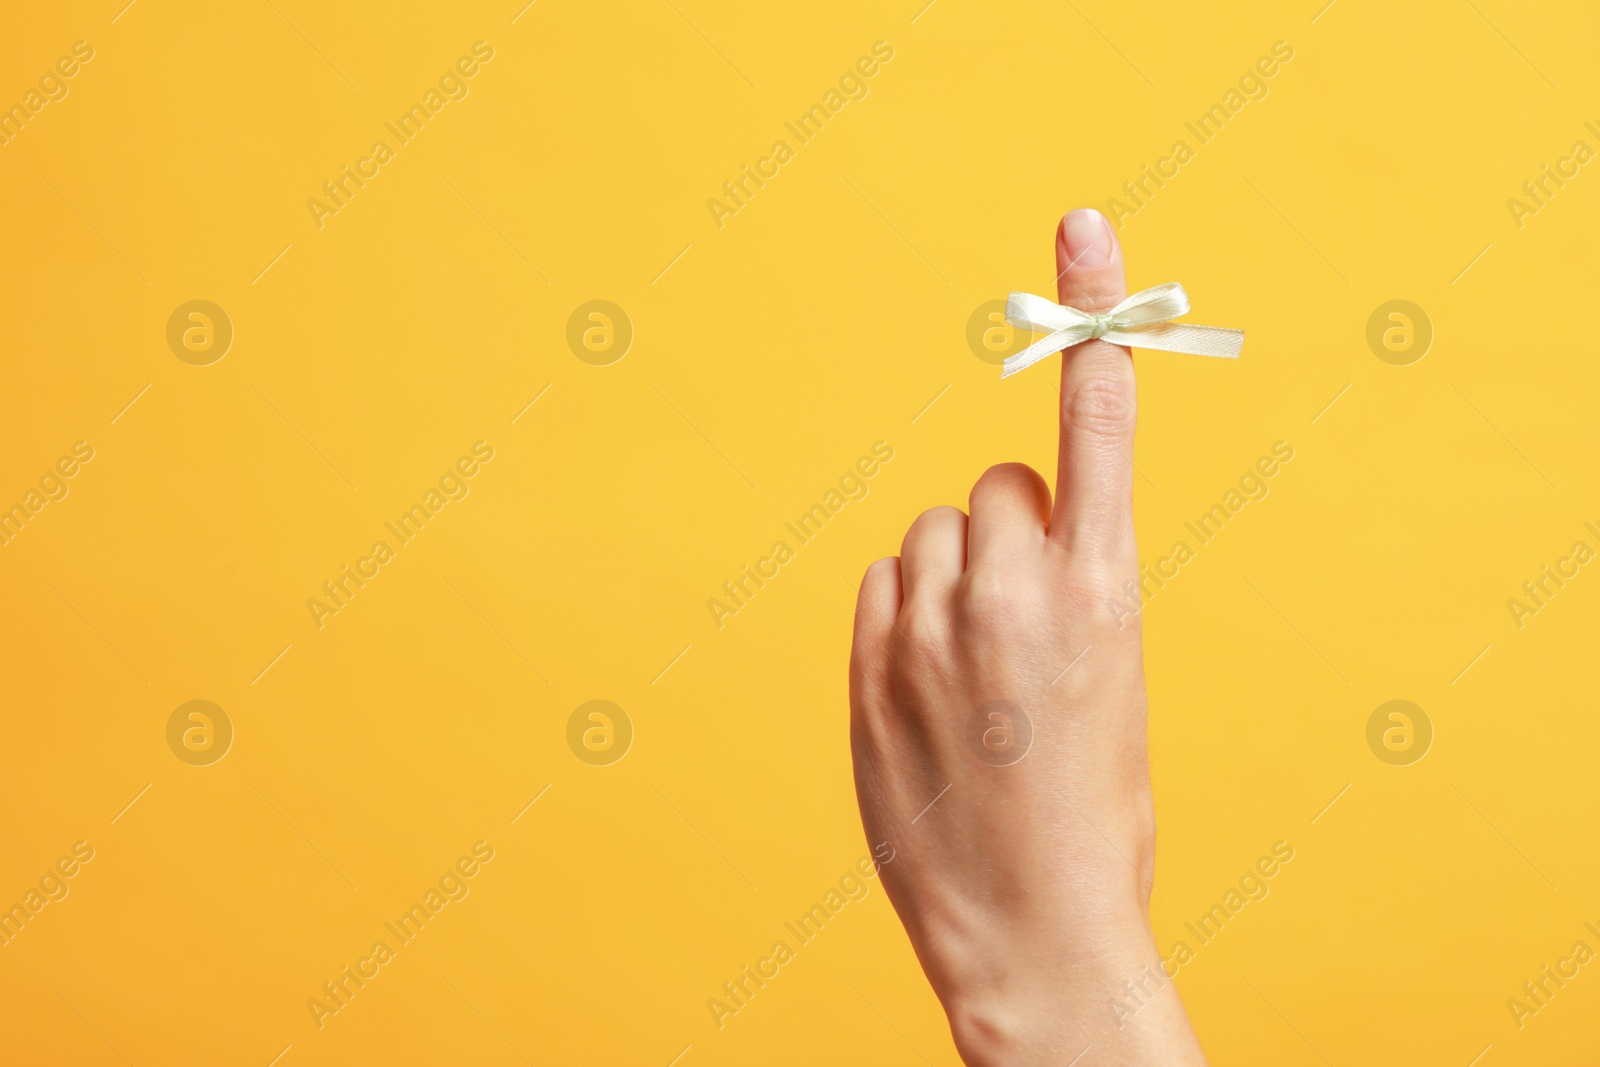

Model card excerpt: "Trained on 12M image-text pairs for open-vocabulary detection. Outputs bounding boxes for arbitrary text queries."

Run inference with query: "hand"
[848,209,1207,1066]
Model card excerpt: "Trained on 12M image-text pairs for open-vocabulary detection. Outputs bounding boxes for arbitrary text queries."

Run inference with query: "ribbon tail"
[1000,327,1090,378]
[1102,322,1244,359]
[1006,292,1080,334]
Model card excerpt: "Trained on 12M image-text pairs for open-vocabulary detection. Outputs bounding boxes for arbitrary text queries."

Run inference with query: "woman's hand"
[849,209,1206,1066]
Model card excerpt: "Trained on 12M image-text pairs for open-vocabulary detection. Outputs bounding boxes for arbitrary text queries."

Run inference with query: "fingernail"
[1061,208,1112,270]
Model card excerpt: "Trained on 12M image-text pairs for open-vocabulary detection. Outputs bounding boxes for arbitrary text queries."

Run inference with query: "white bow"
[1001,282,1244,378]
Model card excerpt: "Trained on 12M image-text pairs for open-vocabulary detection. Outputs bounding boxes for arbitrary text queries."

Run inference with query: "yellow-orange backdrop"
[2,1,1598,1063]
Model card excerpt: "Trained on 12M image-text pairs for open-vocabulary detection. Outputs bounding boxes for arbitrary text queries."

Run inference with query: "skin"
[849,208,1208,1065]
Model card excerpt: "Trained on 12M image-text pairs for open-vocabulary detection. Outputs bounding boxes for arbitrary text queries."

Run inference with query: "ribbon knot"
[1000,282,1244,378]
[1087,313,1119,339]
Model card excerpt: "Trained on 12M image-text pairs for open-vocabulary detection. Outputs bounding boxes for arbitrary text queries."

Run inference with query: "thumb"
[1049,208,1136,555]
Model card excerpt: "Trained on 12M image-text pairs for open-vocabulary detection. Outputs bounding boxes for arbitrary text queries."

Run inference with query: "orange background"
[2,0,1598,1063]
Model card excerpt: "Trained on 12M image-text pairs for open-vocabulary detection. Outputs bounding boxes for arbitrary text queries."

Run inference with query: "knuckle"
[902,506,965,554]
[854,558,902,635]
[959,566,1034,629]
[1064,558,1144,633]
[1068,369,1137,439]
[894,601,950,663]
[910,505,965,532]
[862,556,900,589]
[974,461,1039,492]
[1069,556,1124,596]
[971,462,1045,506]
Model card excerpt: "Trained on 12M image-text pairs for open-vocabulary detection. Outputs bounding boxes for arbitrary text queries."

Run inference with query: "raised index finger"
[1049,208,1136,556]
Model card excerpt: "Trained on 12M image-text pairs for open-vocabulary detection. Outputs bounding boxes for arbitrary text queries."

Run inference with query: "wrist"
[938,920,1204,1067]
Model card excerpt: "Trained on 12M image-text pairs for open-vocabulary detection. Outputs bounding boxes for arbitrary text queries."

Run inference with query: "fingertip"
[1057,207,1116,273]
[1054,208,1127,314]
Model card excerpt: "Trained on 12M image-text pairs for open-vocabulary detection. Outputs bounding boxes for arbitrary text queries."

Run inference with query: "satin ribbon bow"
[1000,282,1243,378]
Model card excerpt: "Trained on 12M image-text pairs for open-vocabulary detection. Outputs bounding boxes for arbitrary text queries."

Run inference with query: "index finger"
[1048,208,1136,555]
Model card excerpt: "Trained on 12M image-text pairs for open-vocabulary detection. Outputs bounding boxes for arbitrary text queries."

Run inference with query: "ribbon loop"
[999,282,1241,378]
